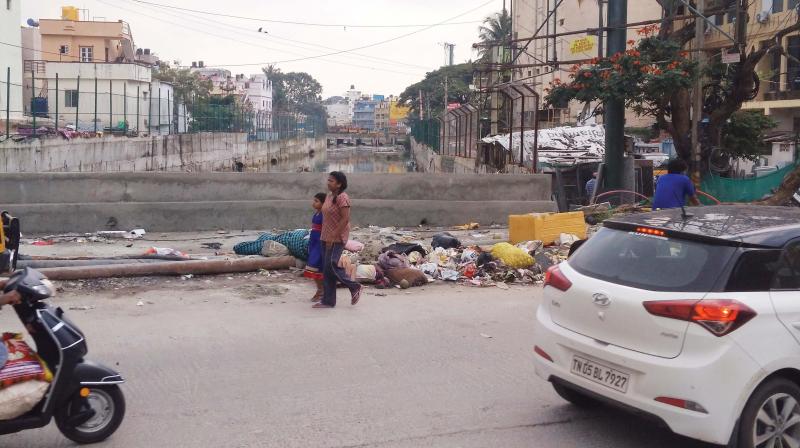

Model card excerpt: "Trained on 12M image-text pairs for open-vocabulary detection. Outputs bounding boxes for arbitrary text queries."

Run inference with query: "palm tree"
[477,9,511,62]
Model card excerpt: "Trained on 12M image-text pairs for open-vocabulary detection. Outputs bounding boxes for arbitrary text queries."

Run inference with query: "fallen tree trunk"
[763,164,800,205]
[37,256,296,280]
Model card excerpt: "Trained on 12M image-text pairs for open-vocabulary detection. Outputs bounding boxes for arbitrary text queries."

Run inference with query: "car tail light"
[544,265,572,292]
[654,396,708,414]
[534,345,553,362]
[643,299,756,337]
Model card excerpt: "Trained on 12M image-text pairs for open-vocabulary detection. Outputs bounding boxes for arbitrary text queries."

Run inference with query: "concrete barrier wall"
[2,172,556,233]
[0,172,551,204]
[0,133,325,173]
[411,138,530,174]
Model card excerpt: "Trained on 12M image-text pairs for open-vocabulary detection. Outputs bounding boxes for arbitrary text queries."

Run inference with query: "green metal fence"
[0,65,323,141]
[410,118,440,152]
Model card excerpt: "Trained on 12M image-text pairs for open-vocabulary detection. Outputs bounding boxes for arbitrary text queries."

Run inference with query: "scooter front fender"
[73,359,125,387]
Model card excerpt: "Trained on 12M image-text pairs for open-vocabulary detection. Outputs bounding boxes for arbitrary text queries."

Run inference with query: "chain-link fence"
[409,118,440,152]
[0,64,324,142]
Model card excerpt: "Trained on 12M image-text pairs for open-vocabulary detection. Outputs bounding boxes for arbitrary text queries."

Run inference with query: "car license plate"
[570,355,630,393]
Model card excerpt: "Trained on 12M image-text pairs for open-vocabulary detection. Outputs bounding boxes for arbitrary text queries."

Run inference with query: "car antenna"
[675,192,693,220]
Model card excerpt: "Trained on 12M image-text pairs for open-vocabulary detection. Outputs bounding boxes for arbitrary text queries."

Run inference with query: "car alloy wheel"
[752,393,800,448]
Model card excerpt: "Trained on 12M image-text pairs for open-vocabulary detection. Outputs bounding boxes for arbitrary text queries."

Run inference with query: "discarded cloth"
[377,251,409,271]
[345,240,365,252]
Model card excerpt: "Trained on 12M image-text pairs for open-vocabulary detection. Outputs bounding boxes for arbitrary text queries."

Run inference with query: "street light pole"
[603,0,627,189]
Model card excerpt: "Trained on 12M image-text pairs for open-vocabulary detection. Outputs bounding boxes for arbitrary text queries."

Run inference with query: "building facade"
[39,18,137,63]
[510,0,661,128]
[325,102,351,127]
[704,0,800,135]
[375,99,390,131]
[353,99,376,130]
[1,0,23,121]
[34,61,176,135]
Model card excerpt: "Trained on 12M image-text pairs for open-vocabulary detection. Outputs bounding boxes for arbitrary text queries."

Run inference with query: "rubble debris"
[144,247,187,258]
[201,242,223,250]
[453,223,480,230]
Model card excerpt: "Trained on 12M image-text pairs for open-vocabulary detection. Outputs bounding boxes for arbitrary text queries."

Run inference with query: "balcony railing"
[23,60,46,74]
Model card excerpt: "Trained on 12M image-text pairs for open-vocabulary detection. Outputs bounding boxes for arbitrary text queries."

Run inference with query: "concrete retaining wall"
[411,138,530,174]
[0,133,325,173]
[3,172,556,233]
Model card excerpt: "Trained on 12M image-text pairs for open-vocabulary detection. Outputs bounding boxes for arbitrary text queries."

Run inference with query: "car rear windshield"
[568,228,736,292]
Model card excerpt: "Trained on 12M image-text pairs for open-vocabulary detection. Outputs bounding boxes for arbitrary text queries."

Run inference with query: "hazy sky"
[21,1,502,97]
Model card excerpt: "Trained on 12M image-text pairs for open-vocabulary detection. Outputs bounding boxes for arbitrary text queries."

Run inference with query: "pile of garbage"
[330,228,579,290]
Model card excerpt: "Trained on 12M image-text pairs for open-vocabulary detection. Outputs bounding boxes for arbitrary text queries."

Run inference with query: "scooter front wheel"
[55,385,126,444]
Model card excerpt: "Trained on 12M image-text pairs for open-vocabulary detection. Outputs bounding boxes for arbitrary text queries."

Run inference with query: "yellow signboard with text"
[570,36,596,55]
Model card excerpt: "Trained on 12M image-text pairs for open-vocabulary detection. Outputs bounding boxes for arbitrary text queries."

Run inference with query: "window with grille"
[79,46,93,62]
[65,90,79,107]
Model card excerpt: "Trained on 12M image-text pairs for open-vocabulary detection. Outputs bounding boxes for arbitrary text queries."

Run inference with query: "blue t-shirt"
[652,174,696,209]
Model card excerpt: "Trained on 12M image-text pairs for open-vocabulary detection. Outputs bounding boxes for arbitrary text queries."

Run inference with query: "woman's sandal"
[351,285,363,306]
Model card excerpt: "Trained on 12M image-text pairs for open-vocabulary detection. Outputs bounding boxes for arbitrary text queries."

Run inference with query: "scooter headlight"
[32,279,55,298]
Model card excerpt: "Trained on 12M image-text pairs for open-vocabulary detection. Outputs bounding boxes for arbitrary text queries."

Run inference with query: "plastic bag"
[144,247,187,258]
[432,233,461,250]
[0,334,53,389]
[420,262,438,276]
[491,243,535,269]
[261,241,290,257]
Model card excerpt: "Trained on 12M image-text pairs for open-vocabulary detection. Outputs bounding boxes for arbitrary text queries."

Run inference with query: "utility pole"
[597,0,605,58]
[603,0,627,189]
[691,0,704,184]
[443,76,448,154]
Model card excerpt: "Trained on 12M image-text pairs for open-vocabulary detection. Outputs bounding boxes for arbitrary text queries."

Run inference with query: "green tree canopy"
[477,9,511,62]
[153,65,212,103]
[398,62,474,119]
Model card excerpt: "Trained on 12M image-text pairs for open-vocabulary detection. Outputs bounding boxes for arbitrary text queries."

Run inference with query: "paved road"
[0,277,713,448]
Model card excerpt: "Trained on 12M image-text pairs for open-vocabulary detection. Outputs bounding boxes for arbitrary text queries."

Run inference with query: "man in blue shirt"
[652,159,700,209]
[585,172,597,200]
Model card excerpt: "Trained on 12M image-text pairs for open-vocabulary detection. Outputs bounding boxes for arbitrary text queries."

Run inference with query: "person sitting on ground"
[304,193,326,302]
[652,158,701,210]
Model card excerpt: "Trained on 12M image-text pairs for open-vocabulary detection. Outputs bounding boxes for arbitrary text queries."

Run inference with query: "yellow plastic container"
[509,211,587,245]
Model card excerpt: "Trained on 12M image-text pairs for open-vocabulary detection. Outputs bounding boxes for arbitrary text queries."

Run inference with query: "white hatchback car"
[533,205,800,448]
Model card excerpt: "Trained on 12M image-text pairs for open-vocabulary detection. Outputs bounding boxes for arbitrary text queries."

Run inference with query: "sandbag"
[491,243,535,269]
[432,233,461,250]
[261,241,290,257]
[0,380,49,421]
[355,265,377,283]
[385,268,428,287]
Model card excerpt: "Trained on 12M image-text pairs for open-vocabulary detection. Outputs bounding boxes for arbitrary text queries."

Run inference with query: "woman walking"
[313,171,363,309]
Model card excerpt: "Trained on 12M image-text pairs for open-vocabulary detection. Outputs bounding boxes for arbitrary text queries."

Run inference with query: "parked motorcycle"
[0,268,126,444]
